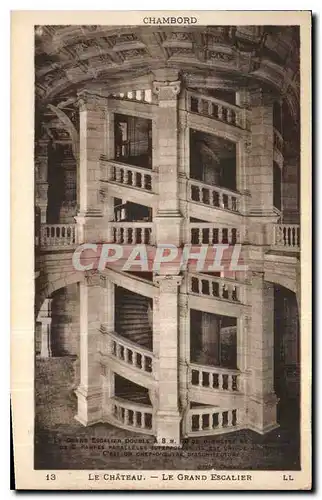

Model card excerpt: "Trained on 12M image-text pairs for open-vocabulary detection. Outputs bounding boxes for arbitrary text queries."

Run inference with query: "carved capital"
[77,89,107,113]
[154,274,183,292]
[249,86,276,107]
[152,80,181,100]
[85,270,102,287]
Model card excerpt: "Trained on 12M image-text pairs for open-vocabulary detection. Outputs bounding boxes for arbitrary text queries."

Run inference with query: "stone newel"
[75,90,108,244]
[153,275,183,446]
[152,69,183,247]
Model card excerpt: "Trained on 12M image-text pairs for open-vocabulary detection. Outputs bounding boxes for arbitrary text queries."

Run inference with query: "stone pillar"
[99,275,115,419]
[75,272,102,426]
[236,314,249,397]
[102,103,115,241]
[153,275,182,446]
[37,298,53,358]
[247,272,278,433]
[282,156,300,224]
[178,107,190,244]
[152,69,183,246]
[101,277,115,333]
[248,88,275,217]
[35,137,49,223]
[102,366,115,417]
[235,88,251,216]
[179,283,190,424]
[75,90,108,243]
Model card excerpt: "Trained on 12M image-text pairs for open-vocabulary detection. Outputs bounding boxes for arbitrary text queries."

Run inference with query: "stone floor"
[34,358,300,470]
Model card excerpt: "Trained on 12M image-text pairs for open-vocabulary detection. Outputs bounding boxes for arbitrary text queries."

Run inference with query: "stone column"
[235,88,251,217]
[282,155,300,224]
[152,69,183,246]
[247,272,278,433]
[75,272,102,426]
[35,137,49,223]
[178,287,190,435]
[37,298,53,358]
[248,88,275,217]
[247,88,278,247]
[101,277,115,333]
[153,275,182,446]
[236,314,250,396]
[102,103,115,241]
[75,90,108,244]
[178,107,190,244]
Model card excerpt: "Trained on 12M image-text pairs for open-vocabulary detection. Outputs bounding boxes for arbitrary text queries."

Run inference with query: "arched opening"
[50,283,80,357]
[274,284,300,430]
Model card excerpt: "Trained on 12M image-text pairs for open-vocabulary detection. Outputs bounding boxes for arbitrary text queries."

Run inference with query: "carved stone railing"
[188,272,242,303]
[273,224,300,251]
[40,224,77,249]
[189,223,240,245]
[185,405,245,435]
[109,396,154,434]
[105,331,154,375]
[111,89,152,104]
[186,91,246,129]
[188,179,240,213]
[101,158,154,192]
[189,363,241,393]
[110,222,153,245]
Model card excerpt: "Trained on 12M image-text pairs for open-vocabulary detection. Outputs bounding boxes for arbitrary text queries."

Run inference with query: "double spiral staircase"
[36,88,300,439]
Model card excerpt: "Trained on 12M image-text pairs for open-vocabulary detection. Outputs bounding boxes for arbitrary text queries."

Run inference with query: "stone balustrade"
[273,224,300,251]
[107,331,154,374]
[189,362,240,393]
[110,222,153,245]
[101,158,154,192]
[110,396,154,433]
[188,179,240,213]
[40,224,77,248]
[111,89,152,104]
[186,91,246,129]
[186,405,244,435]
[189,223,239,245]
[188,272,242,303]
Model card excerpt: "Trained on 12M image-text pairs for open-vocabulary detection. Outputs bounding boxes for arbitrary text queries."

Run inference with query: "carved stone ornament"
[152,80,181,100]
[77,89,107,112]
[85,270,102,287]
[154,275,183,292]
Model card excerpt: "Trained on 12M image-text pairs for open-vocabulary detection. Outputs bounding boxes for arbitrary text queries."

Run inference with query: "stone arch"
[273,283,300,426]
[264,271,297,296]
[36,270,85,318]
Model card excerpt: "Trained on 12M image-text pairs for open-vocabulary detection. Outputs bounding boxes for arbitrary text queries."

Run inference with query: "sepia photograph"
[11,10,311,490]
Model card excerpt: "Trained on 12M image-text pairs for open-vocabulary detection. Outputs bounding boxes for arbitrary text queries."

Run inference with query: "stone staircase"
[115,287,152,350]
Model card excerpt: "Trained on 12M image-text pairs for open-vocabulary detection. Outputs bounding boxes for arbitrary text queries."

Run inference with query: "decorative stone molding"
[179,295,189,317]
[77,89,108,113]
[251,270,265,280]
[99,274,107,287]
[154,275,183,292]
[152,80,181,100]
[243,138,252,154]
[85,270,102,287]
[249,86,276,107]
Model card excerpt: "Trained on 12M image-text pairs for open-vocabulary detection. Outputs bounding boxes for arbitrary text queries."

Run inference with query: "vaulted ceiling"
[35,25,300,148]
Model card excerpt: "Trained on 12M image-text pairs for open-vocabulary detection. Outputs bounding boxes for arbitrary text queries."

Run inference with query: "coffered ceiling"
[34,25,300,152]
[35,25,299,108]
